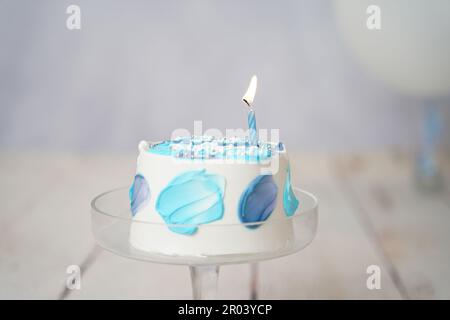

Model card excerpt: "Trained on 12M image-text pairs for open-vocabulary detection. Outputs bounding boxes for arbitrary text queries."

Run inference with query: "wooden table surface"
[1,151,449,299]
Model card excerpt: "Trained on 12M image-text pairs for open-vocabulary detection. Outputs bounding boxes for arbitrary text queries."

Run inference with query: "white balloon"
[333,0,450,97]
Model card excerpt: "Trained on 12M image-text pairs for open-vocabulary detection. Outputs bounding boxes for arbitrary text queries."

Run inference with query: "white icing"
[129,142,294,256]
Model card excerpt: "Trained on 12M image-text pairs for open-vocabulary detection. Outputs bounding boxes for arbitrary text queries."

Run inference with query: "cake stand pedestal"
[91,187,318,300]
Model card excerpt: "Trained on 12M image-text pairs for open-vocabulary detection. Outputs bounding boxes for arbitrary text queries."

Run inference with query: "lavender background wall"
[0,0,448,152]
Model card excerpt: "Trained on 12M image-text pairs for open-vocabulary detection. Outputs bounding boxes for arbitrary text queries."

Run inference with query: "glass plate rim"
[91,186,318,228]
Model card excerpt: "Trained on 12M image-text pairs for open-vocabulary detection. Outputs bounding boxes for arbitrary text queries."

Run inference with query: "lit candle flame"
[242,75,257,108]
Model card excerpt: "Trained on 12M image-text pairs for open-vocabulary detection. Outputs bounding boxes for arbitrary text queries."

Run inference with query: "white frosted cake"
[128,136,300,257]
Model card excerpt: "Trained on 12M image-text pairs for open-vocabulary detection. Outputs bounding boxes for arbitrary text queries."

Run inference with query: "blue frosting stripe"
[129,174,151,217]
[238,175,278,228]
[148,136,284,162]
[283,166,299,217]
[156,169,226,235]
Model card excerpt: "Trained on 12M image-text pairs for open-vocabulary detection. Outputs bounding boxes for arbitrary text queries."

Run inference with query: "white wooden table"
[1,151,449,299]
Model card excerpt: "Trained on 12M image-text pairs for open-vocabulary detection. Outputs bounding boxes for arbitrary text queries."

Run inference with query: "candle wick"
[243,98,251,108]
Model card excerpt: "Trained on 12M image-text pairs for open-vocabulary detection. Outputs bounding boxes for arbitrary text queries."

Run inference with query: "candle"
[242,75,258,146]
[247,109,257,146]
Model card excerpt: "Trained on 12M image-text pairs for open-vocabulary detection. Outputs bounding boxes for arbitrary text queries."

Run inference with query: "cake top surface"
[143,136,285,162]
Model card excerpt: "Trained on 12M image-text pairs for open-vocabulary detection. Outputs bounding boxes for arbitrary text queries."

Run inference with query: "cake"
[128,136,300,257]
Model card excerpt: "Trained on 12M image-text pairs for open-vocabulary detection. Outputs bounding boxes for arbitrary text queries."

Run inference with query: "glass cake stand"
[91,187,318,299]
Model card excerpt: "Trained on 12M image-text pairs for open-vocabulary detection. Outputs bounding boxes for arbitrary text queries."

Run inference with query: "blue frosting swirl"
[129,174,150,216]
[283,166,299,217]
[238,175,278,228]
[156,169,226,235]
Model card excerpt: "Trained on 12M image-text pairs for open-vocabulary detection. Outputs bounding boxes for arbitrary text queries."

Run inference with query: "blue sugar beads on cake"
[148,136,285,162]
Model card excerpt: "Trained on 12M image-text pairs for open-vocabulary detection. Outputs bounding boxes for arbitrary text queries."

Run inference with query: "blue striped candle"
[248,109,258,146]
[243,75,258,146]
